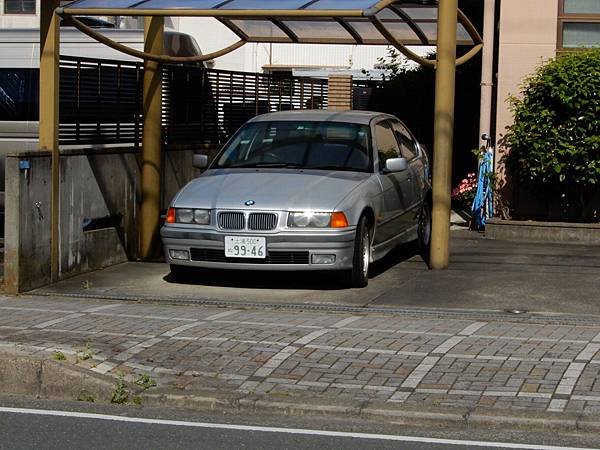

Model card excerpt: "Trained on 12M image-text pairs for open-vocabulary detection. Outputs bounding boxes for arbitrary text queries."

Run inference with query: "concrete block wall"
[4,147,204,293]
[327,75,353,111]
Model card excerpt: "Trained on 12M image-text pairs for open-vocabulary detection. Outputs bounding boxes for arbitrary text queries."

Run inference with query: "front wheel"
[418,200,432,265]
[345,216,371,288]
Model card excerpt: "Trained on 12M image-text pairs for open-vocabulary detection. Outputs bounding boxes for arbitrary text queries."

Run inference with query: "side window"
[374,121,400,171]
[4,0,36,14]
[390,120,418,160]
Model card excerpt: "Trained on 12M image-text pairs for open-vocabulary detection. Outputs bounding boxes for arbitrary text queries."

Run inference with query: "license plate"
[225,236,266,259]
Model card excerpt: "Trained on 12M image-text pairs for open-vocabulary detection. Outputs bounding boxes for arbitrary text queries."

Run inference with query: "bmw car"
[161,110,431,287]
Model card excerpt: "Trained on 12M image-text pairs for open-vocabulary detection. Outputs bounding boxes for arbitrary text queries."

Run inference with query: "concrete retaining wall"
[486,218,600,245]
[4,147,206,293]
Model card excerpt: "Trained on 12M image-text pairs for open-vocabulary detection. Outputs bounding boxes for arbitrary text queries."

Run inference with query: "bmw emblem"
[244,200,255,206]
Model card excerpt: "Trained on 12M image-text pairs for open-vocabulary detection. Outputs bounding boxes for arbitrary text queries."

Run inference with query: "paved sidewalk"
[1,295,600,419]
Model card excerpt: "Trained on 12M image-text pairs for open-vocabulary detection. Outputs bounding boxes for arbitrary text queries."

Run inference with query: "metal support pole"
[429,0,458,270]
[40,1,61,281]
[479,0,496,148]
[140,17,164,260]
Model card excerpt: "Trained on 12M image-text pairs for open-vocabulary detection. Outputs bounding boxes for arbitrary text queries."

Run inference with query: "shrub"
[504,49,600,222]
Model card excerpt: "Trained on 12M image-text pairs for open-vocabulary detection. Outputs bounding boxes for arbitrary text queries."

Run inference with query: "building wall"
[0,0,40,28]
[494,0,559,175]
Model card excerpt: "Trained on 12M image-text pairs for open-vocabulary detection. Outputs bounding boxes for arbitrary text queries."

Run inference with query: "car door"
[373,120,413,245]
[390,119,425,226]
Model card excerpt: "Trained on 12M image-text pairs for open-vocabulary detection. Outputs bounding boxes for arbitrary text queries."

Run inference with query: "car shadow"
[163,241,423,290]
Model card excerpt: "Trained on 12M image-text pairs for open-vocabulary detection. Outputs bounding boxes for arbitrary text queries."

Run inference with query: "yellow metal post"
[140,17,164,260]
[429,0,458,269]
[40,1,61,281]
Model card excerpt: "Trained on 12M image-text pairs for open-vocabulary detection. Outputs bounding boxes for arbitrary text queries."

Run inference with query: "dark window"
[558,0,600,51]
[4,0,36,14]
[0,69,39,121]
[374,121,400,170]
[214,120,372,172]
[390,120,418,160]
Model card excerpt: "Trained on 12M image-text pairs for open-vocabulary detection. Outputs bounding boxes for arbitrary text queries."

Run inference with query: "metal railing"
[162,65,329,148]
[57,56,329,148]
[59,56,143,146]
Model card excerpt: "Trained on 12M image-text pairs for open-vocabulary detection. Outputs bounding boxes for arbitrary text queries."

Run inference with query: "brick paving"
[1,295,600,415]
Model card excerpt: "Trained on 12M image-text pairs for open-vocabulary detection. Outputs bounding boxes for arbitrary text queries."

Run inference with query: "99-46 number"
[230,245,264,257]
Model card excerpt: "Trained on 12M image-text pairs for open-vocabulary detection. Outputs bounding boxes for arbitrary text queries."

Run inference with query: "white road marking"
[32,313,84,329]
[82,304,124,313]
[331,316,362,328]
[0,407,591,449]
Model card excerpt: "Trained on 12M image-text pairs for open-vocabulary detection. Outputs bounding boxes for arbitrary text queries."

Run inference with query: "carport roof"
[60,0,481,46]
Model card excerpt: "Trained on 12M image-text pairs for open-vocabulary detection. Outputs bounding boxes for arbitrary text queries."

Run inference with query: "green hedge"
[504,49,600,222]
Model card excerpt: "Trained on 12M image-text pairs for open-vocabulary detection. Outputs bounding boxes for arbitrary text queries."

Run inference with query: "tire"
[346,215,371,288]
[417,199,432,265]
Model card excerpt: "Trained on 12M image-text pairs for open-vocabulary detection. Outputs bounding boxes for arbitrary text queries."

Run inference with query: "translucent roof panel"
[399,7,438,20]
[221,0,311,10]
[305,0,378,9]
[62,0,481,47]
[66,0,141,7]
[228,20,292,42]
[385,22,424,44]
[346,20,386,44]
[136,0,222,9]
[283,20,355,44]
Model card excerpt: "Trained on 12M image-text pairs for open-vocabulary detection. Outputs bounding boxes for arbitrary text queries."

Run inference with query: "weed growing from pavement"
[77,392,95,403]
[134,373,157,390]
[52,351,66,361]
[111,375,129,404]
[132,396,143,406]
[82,280,93,290]
[79,342,94,361]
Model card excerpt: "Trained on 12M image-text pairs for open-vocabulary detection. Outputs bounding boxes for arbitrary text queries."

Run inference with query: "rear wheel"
[418,200,432,265]
[345,215,371,288]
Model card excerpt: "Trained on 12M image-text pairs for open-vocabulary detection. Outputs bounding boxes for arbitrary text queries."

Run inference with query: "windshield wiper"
[304,165,364,172]
[228,162,301,168]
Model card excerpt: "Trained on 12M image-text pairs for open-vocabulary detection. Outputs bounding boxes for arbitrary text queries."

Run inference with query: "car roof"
[248,110,391,125]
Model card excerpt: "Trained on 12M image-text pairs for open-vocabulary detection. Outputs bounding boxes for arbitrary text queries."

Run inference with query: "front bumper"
[161,226,356,271]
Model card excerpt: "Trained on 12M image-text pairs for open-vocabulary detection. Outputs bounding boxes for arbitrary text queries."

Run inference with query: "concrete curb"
[0,356,141,403]
[2,356,599,433]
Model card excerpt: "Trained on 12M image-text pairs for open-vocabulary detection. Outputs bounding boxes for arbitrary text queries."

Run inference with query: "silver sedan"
[161,110,431,287]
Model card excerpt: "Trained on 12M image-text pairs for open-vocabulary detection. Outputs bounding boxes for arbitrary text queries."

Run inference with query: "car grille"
[218,212,245,230]
[248,213,278,231]
[189,249,309,265]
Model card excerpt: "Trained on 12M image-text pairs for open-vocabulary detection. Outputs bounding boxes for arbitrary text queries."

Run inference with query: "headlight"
[288,211,332,228]
[176,209,194,223]
[167,208,211,225]
[194,209,210,225]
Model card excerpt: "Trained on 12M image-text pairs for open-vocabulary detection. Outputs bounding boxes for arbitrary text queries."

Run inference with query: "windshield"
[212,120,372,172]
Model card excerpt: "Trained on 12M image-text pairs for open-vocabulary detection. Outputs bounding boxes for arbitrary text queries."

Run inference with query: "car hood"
[172,169,370,211]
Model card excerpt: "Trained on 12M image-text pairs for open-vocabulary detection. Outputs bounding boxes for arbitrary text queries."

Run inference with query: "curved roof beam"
[269,18,300,43]
[369,15,436,68]
[58,13,246,63]
[217,18,250,41]
[388,5,429,45]
[335,18,363,45]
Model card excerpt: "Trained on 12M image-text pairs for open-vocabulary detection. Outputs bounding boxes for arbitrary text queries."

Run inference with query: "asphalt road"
[0,405,596,450]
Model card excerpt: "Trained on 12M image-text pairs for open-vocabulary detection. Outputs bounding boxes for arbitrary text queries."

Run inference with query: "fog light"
[169,249,189,260]
[311,254,336,265]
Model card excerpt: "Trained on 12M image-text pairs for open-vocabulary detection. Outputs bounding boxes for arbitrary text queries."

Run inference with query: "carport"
[38,0,483,282]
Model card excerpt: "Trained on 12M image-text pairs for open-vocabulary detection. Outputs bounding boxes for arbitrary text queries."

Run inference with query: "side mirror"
[385,157,408,173]
[193,154,208,169]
